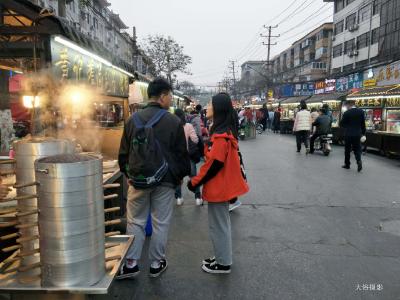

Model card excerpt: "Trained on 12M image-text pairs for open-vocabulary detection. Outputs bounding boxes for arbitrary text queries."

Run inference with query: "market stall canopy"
[347,85,400,99]
[280,95,311,105]
[307,92,348,103]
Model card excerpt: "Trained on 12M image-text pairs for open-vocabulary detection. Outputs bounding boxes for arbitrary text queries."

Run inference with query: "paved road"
[100,133,400,300]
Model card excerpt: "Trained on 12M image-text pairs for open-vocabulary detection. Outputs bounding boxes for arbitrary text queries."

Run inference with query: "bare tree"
[179,80,200,98]
[142,35,192,84]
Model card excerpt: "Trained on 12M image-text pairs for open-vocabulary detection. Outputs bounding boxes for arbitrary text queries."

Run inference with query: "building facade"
[271,23,334,84]
[325,0,380,74]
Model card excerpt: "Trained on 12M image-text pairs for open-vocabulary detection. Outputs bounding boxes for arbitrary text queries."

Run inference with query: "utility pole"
[261,25,280,73]
[229,60,238,100]
[261,25,279,101]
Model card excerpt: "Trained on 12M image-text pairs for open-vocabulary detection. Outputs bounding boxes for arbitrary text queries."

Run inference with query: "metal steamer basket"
[13,138,75,276]
[35,154,105,287]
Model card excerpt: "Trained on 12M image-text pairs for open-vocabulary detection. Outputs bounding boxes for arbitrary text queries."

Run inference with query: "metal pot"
[35,154,105,287]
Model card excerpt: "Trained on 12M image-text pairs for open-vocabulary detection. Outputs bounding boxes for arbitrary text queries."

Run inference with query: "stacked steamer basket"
[35,153,105,287]
[13,138,74,281]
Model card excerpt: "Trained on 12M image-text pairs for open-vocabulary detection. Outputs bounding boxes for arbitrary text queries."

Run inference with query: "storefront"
[347,85,400,155]
[279,96,310,134]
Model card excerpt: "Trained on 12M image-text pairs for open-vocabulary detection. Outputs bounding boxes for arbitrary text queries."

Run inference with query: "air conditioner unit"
[347,51,354,57]
[353,50,359,56]
[349,24,359,32]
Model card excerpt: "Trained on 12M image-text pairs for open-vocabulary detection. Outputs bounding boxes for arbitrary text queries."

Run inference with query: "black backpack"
[126,109,169,189]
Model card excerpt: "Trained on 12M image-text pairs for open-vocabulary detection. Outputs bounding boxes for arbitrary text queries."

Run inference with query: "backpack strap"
[145,109,167,128]
[132,113,144,129]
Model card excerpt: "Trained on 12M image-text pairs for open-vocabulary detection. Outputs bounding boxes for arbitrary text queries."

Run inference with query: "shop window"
[94,102,125,128]
[359,4,371,23]
[334,20,344,35]
[333,44,343,58]
[357,32,370,49]
[346,13,358,30]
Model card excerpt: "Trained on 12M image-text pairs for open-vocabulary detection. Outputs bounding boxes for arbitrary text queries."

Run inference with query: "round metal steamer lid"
[13,138,75,156]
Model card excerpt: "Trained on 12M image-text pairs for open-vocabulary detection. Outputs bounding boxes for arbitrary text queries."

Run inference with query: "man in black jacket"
[340,100,366,172]
[117,78,190,279]
[310,108,332,154]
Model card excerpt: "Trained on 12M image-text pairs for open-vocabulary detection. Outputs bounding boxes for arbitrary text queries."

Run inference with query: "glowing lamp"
[23,96,40,108]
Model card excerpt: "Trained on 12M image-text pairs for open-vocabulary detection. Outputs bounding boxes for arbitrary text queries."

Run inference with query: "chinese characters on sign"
[51,38,129,98]
[355,284,383,292]
[337,72,364,91]
[356,98,383,108]
[364,60,400,87]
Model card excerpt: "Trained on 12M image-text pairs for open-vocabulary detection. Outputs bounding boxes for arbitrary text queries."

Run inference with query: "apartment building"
[324,0,380,74]
[271,23,334,84]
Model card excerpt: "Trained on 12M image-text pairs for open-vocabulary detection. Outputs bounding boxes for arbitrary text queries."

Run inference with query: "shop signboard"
[294,83,314,96]
[355,98,383,108]
[50,37,129,97]
[363,60,400,87]
[276,84,294,98]
[324,79,336,93]
[386,97,400,107]
[336,72,363,91]
[8,73,23,93]
[314,81,326,95]
[363,79,377,87]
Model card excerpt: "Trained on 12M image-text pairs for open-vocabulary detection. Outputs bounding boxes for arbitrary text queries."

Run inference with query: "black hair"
[210,92,238,138]
[147,77,172,99]
[174,108,186,126]
[300,100,307,110]
[311,107,317,112]
[320,107,327,115]
[195,104,202,112]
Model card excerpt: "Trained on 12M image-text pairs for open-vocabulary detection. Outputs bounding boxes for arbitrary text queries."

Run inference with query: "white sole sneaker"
[195,198,203,206]
[229,200,242,212]
[176,198,183,206]
[202,263,231,274]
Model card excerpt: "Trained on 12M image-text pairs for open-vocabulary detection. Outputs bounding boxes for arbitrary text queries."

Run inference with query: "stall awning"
[307,92,348,103]
[280,96,311,104]
[347,85,400,99]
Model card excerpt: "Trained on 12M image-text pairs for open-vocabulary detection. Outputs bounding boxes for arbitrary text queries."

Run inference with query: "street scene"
[0,0,400,299]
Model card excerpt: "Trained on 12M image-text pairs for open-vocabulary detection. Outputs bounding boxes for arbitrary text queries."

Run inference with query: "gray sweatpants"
[208,202,232,266]
[126,185,175,263]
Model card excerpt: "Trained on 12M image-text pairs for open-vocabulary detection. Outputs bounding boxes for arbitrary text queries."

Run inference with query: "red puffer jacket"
[191,132,249,202]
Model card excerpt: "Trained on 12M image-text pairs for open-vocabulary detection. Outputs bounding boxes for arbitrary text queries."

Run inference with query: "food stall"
[279,96,310,134]
[306,92,347,144]
[347,85,400,155]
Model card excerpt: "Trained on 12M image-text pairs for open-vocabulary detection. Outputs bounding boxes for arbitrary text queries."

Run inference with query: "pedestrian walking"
[260,103,269,132]
[117,78,190,279]
[340,100,366,172]
[188,92,249,274]
[174,109,203,206]
[293,100,311,154]
[272,108,281,133]
[268,109,274,131]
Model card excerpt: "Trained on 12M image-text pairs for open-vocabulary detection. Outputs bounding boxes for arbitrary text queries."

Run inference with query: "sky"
[108,0,333,88]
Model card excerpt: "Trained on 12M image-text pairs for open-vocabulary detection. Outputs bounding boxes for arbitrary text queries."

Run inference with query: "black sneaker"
[342,165,350,169]
[116,264,140,280]
[357,161,363,172]
[202,256,216,265]
[202,262,231,274]
[149,259,168,278]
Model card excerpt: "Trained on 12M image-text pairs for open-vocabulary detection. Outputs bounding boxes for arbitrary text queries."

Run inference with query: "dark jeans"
[344,136,362,166]
[310,133,322,153]
[261,118,268,131]
[296,130,310,151]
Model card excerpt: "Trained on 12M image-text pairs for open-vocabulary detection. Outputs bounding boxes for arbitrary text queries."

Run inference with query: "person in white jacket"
[293,101,311,154]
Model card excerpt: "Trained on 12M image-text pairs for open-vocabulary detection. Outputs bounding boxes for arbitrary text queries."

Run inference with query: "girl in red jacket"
[188,93,249,274]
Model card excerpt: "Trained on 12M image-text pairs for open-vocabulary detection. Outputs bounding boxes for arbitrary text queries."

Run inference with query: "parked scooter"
[314,134,333,156]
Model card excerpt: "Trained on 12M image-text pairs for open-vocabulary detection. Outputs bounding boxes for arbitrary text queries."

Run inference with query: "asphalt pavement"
[100,132,400,300]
